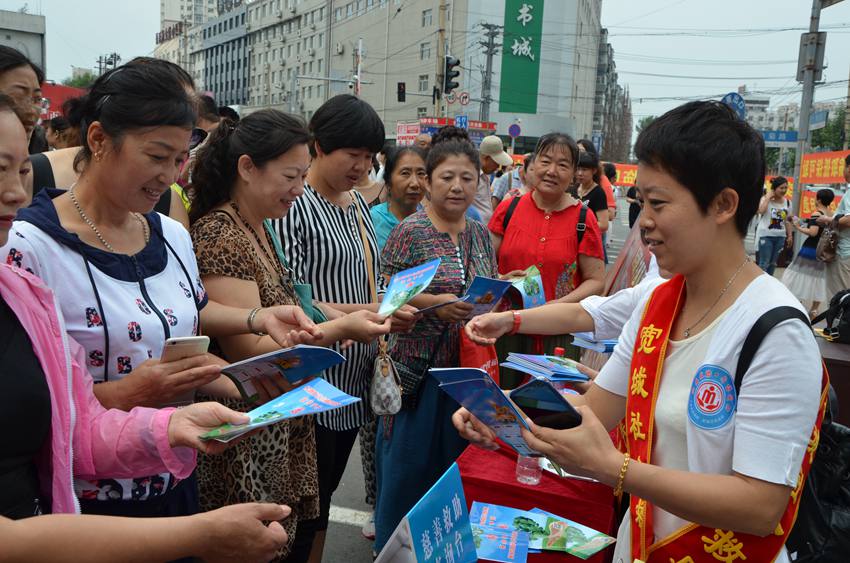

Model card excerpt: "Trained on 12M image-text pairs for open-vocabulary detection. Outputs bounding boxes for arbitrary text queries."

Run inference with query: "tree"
[61,72,96,89]
[811,108,846,151]
[636,115,656,137]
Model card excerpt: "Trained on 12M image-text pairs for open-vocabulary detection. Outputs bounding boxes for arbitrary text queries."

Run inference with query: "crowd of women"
[0,43,827,563]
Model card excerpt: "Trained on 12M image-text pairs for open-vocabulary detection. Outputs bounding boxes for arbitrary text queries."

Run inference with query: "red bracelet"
[509,310,522,335]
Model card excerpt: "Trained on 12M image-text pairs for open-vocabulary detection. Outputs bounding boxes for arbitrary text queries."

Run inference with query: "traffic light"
[443,56,460,95]
[397,82,406,103]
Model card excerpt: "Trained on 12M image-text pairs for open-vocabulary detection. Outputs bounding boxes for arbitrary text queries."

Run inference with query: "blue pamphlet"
[463,276,513,318]
[471,524,529,563]
[469,502,615,558]
[221,344,345,402]
[375,463,477,563]
[571,333,617,354]
[501,353,588,382]
[507,266,545,309]
[200,378,359,443]
[429,368,536,456]
[379,258,442,317]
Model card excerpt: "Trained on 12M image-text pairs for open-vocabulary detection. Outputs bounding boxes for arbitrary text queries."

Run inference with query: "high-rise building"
[0,9,46,75]
[161,0,220,28]
[197,3,250,105]
[224,0,612,141]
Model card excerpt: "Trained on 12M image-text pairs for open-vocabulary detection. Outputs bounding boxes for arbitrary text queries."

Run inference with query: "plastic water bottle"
[515,454,542,485]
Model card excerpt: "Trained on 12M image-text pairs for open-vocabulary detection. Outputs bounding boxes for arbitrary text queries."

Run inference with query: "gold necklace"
[69,184,149,253]
[682,257,750,338]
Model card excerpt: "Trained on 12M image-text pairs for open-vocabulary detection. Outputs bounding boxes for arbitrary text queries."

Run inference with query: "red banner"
[613,163,638,187]
[799,189,843,219]
[800,149,850,184]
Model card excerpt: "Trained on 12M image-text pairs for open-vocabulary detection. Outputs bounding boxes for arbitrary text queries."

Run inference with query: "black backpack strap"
[154,186,172,216]
[501,195,521,232]
[734,306,811,394]
[29,152,56,198]
[576,205,588,246]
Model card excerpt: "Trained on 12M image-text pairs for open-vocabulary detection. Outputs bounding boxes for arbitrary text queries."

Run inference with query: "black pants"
[315,423,360,530]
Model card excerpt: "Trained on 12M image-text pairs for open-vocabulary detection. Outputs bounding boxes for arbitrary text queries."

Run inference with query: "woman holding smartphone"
[0,61,318,528]
[455,102,824,563]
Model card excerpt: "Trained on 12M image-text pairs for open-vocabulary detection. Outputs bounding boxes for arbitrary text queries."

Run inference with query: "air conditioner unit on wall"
[336,42,344,55]
[306,48,315,56]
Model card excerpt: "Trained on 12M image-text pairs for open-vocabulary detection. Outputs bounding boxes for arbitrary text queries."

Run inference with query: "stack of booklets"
[500,353,589,382]
[571,332,617,354]
[468,502,615,561]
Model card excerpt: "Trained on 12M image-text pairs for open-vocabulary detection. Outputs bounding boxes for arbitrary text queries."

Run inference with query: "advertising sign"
[499,0,544,114]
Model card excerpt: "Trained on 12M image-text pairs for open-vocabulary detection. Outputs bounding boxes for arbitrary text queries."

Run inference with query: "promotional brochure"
[469,502,615,560]
[500,353,588,382]
[571,332,617,354]
[379,258,442,317]
[416,275,512,318]
[200,378,359,443]
[221,344,345,402]
[506,266,546,309]
[430,368,536,456]
[375,463,477,563]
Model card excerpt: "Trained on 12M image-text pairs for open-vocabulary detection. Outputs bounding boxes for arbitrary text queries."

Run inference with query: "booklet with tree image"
[506,266,545,309]
[378,257,442,317]
[200,378,359,443]
[221,344,345,402]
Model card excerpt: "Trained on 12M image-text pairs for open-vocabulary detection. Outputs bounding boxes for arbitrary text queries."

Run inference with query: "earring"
[94,152,102,162]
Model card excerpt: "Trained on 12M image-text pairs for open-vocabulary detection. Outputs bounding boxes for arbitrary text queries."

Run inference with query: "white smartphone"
[160,336,210,363]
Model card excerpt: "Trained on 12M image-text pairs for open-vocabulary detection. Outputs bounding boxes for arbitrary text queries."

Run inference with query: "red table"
[457,445,618,563]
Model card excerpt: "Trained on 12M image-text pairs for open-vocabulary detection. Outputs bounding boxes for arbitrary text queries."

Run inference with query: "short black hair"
[845,154,850,166]
[634,100,765,237]
[577,138,598,155]
[425,140,479,178]
[48,116,70,132]
[73,61,197,172]
[309,94,384,156]
[431,125,472,146]
[0,45,44,84]
[603,162,617,182]
[384,145,426,190]
[817,188,835,206]
[126,56,195,90]
[533,132,578,169]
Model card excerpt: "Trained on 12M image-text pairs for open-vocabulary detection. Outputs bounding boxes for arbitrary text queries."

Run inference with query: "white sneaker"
[362,512,376,540]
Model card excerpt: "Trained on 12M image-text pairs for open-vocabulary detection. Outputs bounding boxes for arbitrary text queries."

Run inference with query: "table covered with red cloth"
[457,445,619,563]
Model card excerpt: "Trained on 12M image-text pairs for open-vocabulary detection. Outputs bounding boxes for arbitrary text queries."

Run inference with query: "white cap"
[479,135,513,167]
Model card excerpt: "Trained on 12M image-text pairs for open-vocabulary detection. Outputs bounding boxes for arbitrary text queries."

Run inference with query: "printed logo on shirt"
[163,308,178,327]
[135,298,152,315]
[6,248,22,267]
[688,364,737,430]
[85,307,103,327]
[179,281,192,298]
[88,350,104,368]
[117,356,133,375]
[128,321,142,342]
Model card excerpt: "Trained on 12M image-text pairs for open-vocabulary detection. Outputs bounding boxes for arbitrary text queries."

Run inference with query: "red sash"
[626,275,829,563]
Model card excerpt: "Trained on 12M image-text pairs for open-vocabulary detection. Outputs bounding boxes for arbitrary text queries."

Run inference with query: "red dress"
[489,193,604,302]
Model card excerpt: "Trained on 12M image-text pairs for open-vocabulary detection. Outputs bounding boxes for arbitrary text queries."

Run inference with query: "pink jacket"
[0,264,196,514]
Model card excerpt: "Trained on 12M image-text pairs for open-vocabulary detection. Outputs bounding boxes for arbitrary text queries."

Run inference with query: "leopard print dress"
[191,211,320,561]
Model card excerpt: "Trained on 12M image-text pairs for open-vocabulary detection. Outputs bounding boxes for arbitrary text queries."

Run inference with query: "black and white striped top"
[273,184,384,431]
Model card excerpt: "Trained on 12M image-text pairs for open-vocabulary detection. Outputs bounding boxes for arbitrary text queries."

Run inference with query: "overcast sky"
[25,0,850,125]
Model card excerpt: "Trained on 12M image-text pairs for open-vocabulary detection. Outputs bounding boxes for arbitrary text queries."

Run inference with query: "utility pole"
[478,23,502,123]
[791,0,831,218]
[355,37,363,97]
[434,0,447,117]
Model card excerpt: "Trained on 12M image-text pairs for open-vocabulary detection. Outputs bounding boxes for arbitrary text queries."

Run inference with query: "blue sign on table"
[721,92,746,121]
[375,463,477,563]
[455,114,469,129]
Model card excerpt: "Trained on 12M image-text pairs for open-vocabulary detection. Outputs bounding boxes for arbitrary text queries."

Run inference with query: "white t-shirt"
[595,274,821,563]
[756,198,790,239]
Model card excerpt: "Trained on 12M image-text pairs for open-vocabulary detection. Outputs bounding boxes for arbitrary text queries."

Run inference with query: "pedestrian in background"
[756,176,792,275]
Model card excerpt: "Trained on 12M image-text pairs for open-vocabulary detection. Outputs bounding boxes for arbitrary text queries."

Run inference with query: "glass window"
[418,74,428,92]
[419,42,430,60]
[421,8,432,27]
[346,3,353,17]
[318,59,323,73]
[318,33,324,47]
[417,107,427,118]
